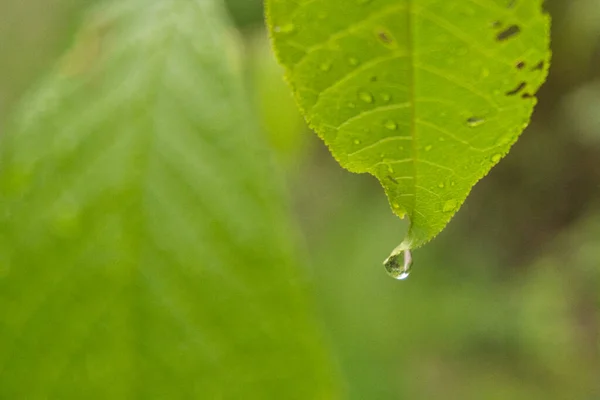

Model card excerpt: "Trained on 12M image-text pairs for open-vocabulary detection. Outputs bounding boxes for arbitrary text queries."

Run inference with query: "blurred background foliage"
[1,0,598,398]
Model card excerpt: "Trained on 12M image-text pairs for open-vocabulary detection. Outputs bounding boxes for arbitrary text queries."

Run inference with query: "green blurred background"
[1,0,599,398]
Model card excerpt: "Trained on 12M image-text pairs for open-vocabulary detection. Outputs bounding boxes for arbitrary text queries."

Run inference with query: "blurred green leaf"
[248,32,307,162]
[0,0,95,126]
[225,0,264,28]
[0,0,339,398]
[267,0,550,249]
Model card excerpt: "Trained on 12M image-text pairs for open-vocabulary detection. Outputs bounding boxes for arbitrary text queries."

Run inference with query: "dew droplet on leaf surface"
[274,23,295,33]
[358,91,374,103]
[466,117,485,127]
[443,199,457,212]
[384,120,397,130]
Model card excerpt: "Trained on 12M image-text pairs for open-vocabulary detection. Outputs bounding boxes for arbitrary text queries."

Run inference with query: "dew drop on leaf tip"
[383,247,413,280]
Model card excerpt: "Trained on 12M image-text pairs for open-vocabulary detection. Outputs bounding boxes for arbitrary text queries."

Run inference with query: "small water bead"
[274,23,295,33]
[384,248,413,280]
[359,91,374,103]
[496,134,512,146]
[348,102,356,108]
[492,153,502,163]
[320,62,331,72]
[354,139,360,145]
[438,183,445,188]
[384,120,398,130]
[387,164,394,173]
[443,199,457,212]
[348,57,359,66]
[424,145,433,151]
[466,117,485,127]
[381,93,391,102]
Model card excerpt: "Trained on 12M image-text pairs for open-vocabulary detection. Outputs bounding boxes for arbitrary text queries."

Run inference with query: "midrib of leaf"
[406,0,418,239]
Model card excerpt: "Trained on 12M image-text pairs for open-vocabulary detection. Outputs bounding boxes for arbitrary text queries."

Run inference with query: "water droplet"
[393,202,400,209]
[384,120,397,130]
[348,57,359,66]
[320,62,331,72]
[353,139,360,145]
[348,102,356,108]
[492,153,502,162]
[381,93,391,102]
[451,181,456,186]
[443,199,457,212]
[358,91,374,103]
[387,164,394,173]
[424,145,433,151]
[384,248,413,280]
[481,68,490,77]
[274,23,295,33]
[496,134,512,146]
[438,183,445,188]
[466,117,485,127]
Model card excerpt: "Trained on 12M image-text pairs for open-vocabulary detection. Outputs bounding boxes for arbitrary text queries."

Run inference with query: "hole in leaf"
[496,25,521,41]
[516,61,525,69]
[532,60,544,71]
[506,81,527,96]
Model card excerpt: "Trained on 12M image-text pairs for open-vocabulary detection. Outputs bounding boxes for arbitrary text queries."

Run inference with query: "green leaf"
[267,0,550,249]
[0,0,339,398]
